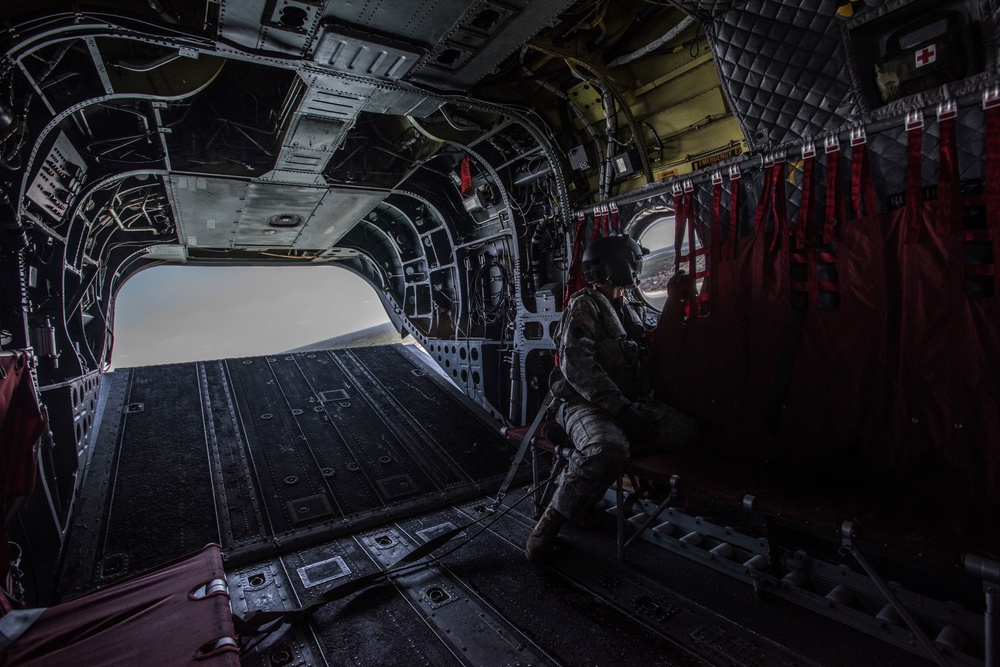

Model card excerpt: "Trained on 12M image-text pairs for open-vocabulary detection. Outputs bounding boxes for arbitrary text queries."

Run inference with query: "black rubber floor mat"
[58,345,517,596]
[97,364,219,582]
[229,500,914,667]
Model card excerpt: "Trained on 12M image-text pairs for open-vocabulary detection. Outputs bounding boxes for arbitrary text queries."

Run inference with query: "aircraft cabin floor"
[56,344,927,666]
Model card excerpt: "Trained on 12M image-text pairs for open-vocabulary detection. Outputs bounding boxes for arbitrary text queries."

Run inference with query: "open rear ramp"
[58,345,515,596]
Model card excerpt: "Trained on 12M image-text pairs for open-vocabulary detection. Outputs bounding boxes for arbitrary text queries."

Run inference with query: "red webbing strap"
[725,170,740,261]
[937,116,959,236]
[823,145,842,245]
[460,155,472,195]
[754,161,775,236]
[590,206,608,243]
[789,151,819,308]
[904,122,924,244]
[796,151,815,250]
[673,187,686,271]
[987,104,1000,294]
[564,211,587,303]
[851,141,863,219]
[685,185,697,281]
[769,157,788,252]
[711,176,723,269]
[850,140,878,221]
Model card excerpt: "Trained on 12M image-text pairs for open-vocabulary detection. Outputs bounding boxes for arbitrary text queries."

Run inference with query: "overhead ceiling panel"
[234,182,328,246]
[408,0,578,89]
[292,187,388,248]
[219,0,323,55]
[312,24,425,81]
[270,115,353,176]
[320,0,472,46]
[167,177,385,249]
[298,81,371,120]
[168,176,250,248]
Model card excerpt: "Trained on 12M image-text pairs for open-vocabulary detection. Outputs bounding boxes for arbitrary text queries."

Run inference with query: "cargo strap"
[491,390,555,513]
[233,517,485,635]
[233,473,552,637]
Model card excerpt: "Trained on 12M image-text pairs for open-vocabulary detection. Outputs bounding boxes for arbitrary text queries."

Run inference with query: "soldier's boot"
[525,506,566,562]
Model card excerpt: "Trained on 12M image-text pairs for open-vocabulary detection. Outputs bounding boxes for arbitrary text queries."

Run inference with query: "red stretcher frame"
[0,544,239,667]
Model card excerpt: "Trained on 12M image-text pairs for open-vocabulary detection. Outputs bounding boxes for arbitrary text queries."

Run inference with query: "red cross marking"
[916,45,937,67]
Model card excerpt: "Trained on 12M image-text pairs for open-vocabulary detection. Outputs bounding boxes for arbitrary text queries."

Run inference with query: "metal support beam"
[965,554,1000,667]
[842,521,949,667]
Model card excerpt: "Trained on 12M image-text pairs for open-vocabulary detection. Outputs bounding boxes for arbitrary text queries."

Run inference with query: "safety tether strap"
[234,456,556,636]
[234,512,490,635]
[491,390,555,512]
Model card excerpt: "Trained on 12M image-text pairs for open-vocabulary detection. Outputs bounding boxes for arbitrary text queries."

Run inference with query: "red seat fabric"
[0,544,239,667]
[0,352,47,580]
[883,114,1000,502]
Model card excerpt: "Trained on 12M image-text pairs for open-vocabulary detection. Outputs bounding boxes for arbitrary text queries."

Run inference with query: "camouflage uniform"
[547,287,698,525]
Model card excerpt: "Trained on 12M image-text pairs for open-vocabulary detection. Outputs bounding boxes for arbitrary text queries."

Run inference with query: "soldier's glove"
[617,402,660,445]
[666,270,696,302]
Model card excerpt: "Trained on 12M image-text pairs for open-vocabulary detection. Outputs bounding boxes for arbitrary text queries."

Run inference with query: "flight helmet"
[582,235,645,287]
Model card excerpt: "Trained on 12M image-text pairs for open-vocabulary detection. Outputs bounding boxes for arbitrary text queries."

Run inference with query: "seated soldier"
[525,235,699,562]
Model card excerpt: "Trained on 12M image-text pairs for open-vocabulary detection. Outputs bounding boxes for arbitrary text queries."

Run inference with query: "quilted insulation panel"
[668,0,1000,154]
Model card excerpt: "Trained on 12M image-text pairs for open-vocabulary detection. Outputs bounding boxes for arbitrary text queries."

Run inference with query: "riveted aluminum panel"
[319,0,473,46]
[287,115,349,153]
[297,72,374,119]
[271,115,352,174]
[312,24,424,81]
[410,0,576,89]
[168,175,251,248]
[292,186,388,248]
[219,0,323,55]
[233,181,327,246]
[365,88,443,117]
